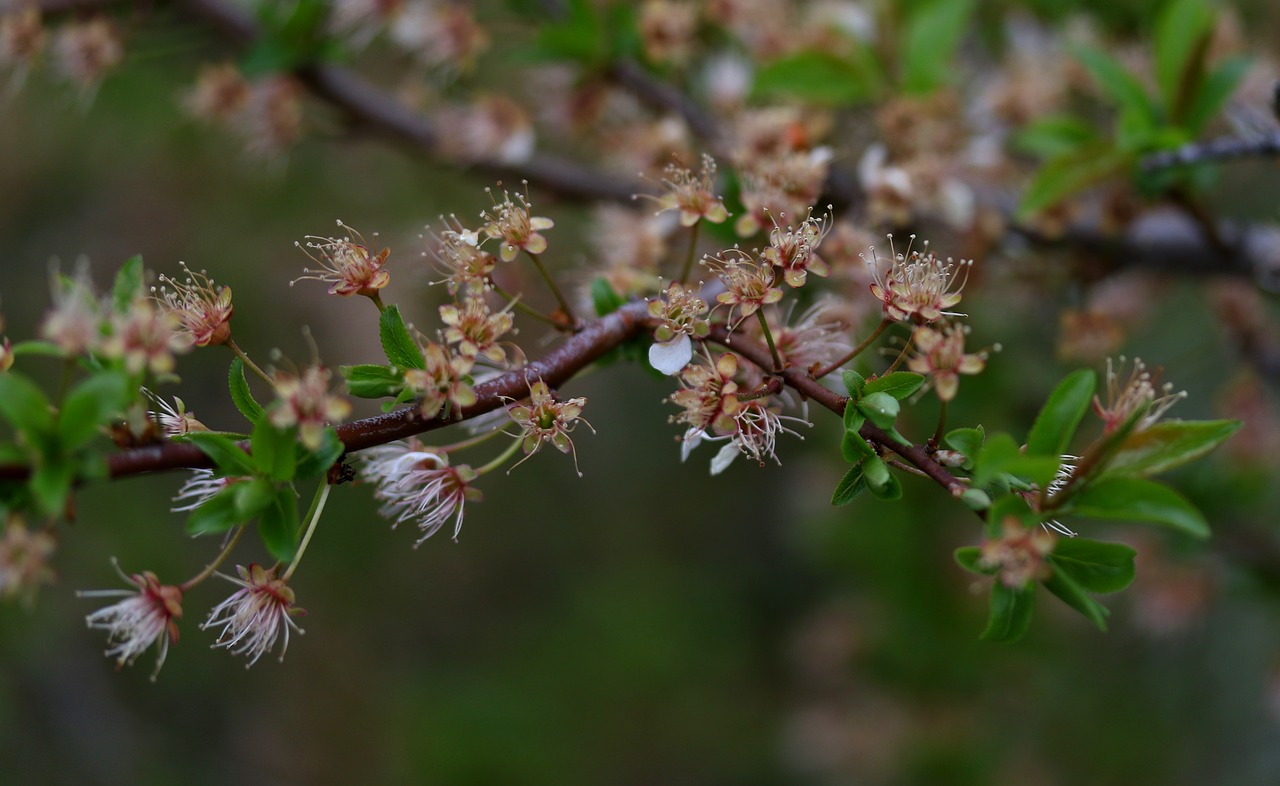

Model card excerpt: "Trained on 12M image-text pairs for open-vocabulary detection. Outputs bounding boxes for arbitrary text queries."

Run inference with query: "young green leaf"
[900,0,974,94]
[1073,45,1160,124]
[257,485,299,564]
[981,583,1036,643]
[1042,568,1110,631]
[379,305,426,371]
[842,401,866,437]
[862,455,903,500]
[1012,115,1101,158]
[831,464,867,506]
[1183,55,1249,134]
[341,363,405,399]
[185,486,245,536]
[955,545,994,575]
[944,425,984,458]
[590,277,626,316]
[1017,146,1132,220]
[233,477,276,519]
[251,420,297,483]
[972,433,1062,490]
[295,427,344,479]
[841,369,866,399]
[1047,538,1136,594]
[863,372,925,400]
[30,460,74,517]
[111,255,145,313]
[856,392,900,429]
[0,373,54,437]
[840,433,875,463]
[1026,369,1096,457]
[754,49,880,105]
[1154,0,1213,118]
[1103,419,1241,478]
[58,372,128,450]
[187,432,257,477]
[228,358,265,423]
[1068,476,1209,538]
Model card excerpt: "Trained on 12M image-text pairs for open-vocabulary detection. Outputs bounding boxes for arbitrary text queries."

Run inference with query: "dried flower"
[506,379,592,473]
[0,515,56,606]
[202,564,305,667]
[1093,356,1186,435]
[645,154,730,227]
[404,341,477,419]
[154,262,234,347]
[360,439,483,543]
[978,518,1056,589]
[101,299,192,375]
[906,324,989,401]
[482,186,554,262]
[79,560,183,680]
[439,294,515,364]
[268,365,351,449]
[294,221,391,298]
[865,236,971,323]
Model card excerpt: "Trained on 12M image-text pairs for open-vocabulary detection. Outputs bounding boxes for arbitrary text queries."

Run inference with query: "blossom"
[100,299,192,374]
[703,248,784,326]
[293,221,391,297]
[154,262,234,347]
[360,439,482,543]
[733,148,832,237]
[428,215,496,294]
[645,154,730,227]
[79,561,183,680]
[978,518,1056,589]
[906,324,989,401]
[404,341,477,419]
[481,186,554,262]
[865,236,971,323]
[506,379,592,473]
[729,399,808,468]
[1093,356,1186,435]
[40,266,102,356]
[761,208,832,288]
[669,352,740,437]
[638,0,699,66]
[0,8,45,73]
[202,564,305,667]
[53,16,121,90]
[183,62,250,124]
[768,297,854,374]
[144,389,207,437]
[0,515,56,606]
[647,281,710,375]
[439,294,515,364]
[268,365,352,449]
[171,469,240,513]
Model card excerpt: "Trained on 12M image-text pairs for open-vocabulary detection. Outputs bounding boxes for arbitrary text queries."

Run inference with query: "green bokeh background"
[3,7,1280,785]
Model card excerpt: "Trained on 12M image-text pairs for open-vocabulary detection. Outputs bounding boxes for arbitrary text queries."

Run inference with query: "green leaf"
[972,433,1062,489]
[840,432,874,463]
[1017,146,1132,220]
[295,427,344,479]
[841,370,866,398]
[864,372,925,400]
[233,477,276,519]
[111,255,145,313]
[960,488,991,510]
[987,493,1037,536]
[862,455,903,500]
[1183,55,1249,134]
[590,278,627,316]
[9,340,66,359]
[1154,0,1214,118]
[58,372,128,450]
[185,485,245,536]
[530,0,605,63]
[30,460,74,516]
[1074,45,1160,124]
[228,358,265,424]
[1048,538,1136,594]
[1069,475,1209,538]
[831,464,867,506]
[1012,115,1101,158]
[1043,568,1110,631]
[251,420,297,482]
[1026,369,1096,457]
[258,485,299,563]
[856,392,900,429]
[753,48,881,105]
[340,363,405,399]
[981,583,1036,642]
[0,373,54,436]
[944,426,984,460]
[1103,419,1241,477]
[379,305,425,371]
[842,398,866,435]
[187,432,256,477]
[900,0,974,94]
[955,545,993,575]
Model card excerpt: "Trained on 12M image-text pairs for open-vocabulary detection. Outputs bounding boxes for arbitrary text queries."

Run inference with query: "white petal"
[710,443,740,475]
[680,428,705,462]
[649,335,693,376]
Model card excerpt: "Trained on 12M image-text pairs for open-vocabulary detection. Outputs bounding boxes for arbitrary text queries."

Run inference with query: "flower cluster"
[866,236,971,323]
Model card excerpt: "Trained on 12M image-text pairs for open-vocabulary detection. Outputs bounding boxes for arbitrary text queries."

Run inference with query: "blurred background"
[3,1,1280,784]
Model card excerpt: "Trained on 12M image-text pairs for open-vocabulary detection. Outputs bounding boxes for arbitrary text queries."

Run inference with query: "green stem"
[491,282,560,328]
[678,221,701,284]
[367,290,386,312]
[476,436,525,476]
[814,318,892,379]
[525,251,578,329]
[282,481,332,582]
[226,338,272,385]
[755,310,784,373]
[180,524,247,591]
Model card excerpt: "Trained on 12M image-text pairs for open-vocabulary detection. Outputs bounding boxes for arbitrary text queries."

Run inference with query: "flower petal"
[648,335,693,376]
